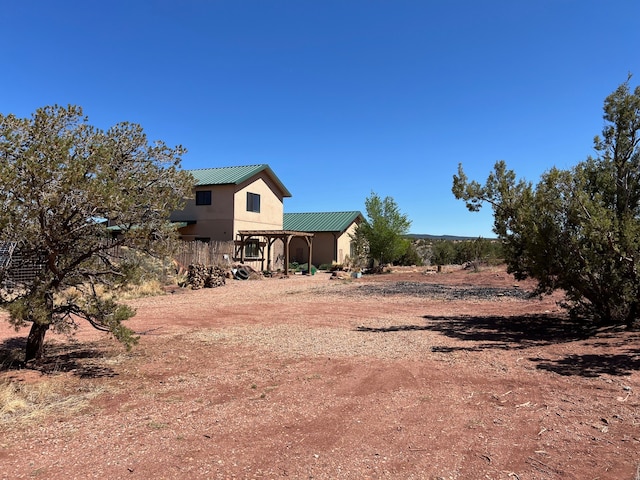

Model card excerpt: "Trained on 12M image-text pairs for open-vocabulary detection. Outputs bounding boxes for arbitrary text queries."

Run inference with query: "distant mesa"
[406,234,497,241]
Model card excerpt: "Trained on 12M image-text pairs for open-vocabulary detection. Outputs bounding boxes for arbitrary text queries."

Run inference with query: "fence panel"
[173,241,235,269]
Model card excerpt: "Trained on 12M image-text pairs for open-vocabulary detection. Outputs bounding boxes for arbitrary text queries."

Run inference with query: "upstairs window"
[196,190,212,205]
[247,192,260,213]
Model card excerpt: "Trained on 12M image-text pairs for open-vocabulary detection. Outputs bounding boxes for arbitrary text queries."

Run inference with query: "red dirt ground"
[1,266,639,479]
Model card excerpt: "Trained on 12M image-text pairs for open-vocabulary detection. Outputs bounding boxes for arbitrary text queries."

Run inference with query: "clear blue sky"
[2,1,639,237]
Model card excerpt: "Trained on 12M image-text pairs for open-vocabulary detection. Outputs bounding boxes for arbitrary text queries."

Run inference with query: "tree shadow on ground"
[358,314,593,350]
[356,314,640,377]
[0,336,118,378]
[533,350,640,377]
[421,313,600,349]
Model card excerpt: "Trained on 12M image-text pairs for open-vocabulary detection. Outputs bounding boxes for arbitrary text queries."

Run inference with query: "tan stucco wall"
[233,173,284,235]
[171,172,285,242]
[171,184,237,241]
[288,223,358,266]
[174,219,235,242]
[337,221,359,263]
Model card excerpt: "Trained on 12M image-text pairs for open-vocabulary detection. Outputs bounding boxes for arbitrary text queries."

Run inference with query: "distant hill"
[406,234,497,241]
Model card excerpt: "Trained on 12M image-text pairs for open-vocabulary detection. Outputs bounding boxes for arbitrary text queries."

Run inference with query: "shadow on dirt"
[420,313,596,349]
[356,314,640,377]
[357,313,592,350]
[0,337,118,378]
[533,351,640,377]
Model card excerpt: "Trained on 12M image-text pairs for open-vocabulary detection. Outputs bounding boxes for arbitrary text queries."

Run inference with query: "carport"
[234,230,314,275]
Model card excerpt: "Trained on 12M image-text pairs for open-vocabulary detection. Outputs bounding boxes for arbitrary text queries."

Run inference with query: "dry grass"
[0,375,105,425]
[119,278,164,299]
[60,278,166,304]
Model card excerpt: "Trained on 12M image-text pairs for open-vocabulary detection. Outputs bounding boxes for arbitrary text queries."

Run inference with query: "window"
[244,240,260,258]
[246,192,260,213]
[196,190,212,205]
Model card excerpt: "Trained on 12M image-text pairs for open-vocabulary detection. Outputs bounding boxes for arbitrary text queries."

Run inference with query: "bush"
[453,78,640,328]
[296,263,317,275]
[395,241,424,266]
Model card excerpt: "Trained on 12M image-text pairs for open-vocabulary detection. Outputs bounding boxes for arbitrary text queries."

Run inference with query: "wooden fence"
[172,241,235,269]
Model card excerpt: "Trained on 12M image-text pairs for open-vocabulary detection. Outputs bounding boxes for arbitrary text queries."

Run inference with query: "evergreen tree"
[0,105,194,360]
[453,77,640,328]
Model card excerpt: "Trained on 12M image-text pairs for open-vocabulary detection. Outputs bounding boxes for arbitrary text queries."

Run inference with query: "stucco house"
[171,164,363,271]
[171,164,291,243]
[283,211,363,266]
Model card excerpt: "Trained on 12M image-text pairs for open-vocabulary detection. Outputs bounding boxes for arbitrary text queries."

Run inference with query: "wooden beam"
[234,230,314,275]
[285,235,293,275]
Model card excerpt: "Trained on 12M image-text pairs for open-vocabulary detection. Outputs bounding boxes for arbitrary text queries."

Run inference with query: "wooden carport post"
[236,230,313,276]
[239,233,245,263]
[266,237,276,272]
[284,234,293,276]
[305,235,313,274]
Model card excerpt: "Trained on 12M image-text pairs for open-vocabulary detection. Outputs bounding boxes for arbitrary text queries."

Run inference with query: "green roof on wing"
[188,164,292,197]
[283,211,363,233]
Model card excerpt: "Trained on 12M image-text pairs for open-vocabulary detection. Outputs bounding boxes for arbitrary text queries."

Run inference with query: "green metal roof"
[188,164,291,197]
[283,211,363,233]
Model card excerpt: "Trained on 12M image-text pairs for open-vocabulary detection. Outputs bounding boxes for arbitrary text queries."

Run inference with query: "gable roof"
[188,164,292,197]
[283,211,363,233]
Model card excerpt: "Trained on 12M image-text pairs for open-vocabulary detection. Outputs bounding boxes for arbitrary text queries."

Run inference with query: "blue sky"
[2,1,639,237]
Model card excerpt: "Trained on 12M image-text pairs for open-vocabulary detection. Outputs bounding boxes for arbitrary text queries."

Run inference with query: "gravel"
[345,281,534,300]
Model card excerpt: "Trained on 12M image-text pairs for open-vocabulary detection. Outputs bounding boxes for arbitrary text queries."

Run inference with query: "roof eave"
[194,164,292,197]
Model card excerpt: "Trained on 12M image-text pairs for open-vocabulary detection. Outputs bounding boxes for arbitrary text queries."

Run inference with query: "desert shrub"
[395,241,424,266]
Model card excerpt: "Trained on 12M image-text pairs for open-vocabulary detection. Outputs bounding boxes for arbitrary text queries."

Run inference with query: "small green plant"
[297,263,317,275]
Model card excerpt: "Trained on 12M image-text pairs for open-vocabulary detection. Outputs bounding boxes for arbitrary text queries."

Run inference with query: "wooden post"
[285,234,293,275]
[266,238,273,271]
[308,235,313,274]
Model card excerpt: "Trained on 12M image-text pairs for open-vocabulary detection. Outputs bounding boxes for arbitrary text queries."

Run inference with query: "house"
[171,164,363,272]
[171,164,292,243]
[283,211,363,266]
[171,164,306,271]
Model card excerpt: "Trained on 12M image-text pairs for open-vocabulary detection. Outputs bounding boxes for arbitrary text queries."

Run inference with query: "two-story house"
[171,164,363,273]
[171,164,291,242]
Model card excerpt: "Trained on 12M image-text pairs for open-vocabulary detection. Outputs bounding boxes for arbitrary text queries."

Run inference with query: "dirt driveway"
[1,266,639,479]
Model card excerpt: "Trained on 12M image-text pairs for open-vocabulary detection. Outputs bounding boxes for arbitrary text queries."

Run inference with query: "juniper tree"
[453,77,640,328]
[0,105,194,361]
